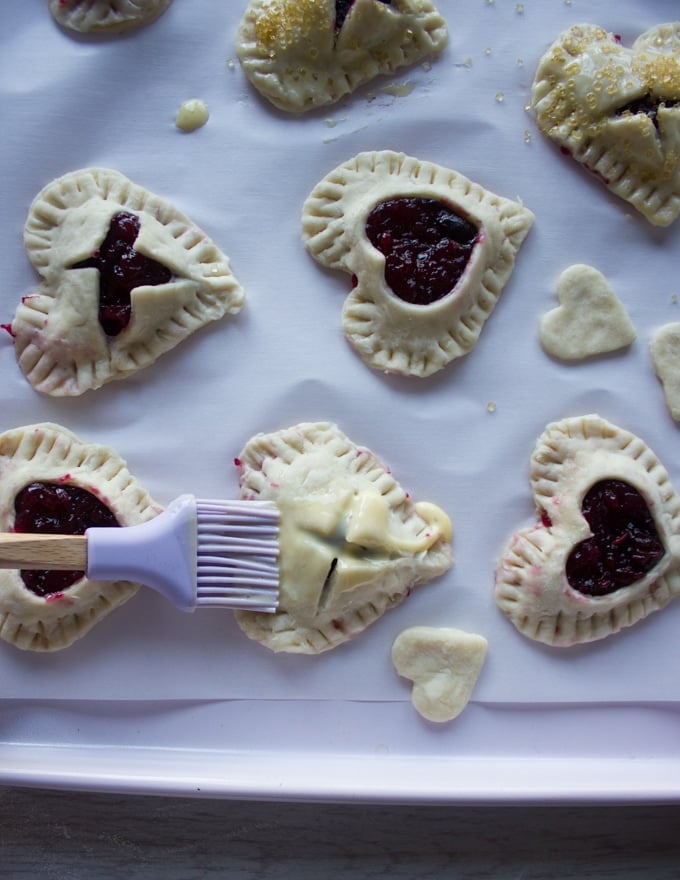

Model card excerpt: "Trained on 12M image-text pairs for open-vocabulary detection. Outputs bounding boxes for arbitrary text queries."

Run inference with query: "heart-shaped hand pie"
[392,626,487,722]
[302,151,534,377]
[234,422,452,653]
[0,422,161,652]
[495,414,680,646]
[48,0,172,34]
[12,168,245,396]
[236,0,448,113]
[539,264,636,360]
[531,23,680,226]
[651,322,680,421]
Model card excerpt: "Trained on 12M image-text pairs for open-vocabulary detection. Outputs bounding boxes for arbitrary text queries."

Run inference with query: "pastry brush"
[0,495,279,612]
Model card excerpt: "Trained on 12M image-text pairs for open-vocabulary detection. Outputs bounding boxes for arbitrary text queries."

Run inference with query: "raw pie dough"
[236,0,448,113]
[302,150,534,378]
[48,0,173,34]
[539,264,636,361]
[391,626,487,723]
[651,322,680,421]
[0,422,161,652]
[495,414,680,647]
[13,167,244,396]
[234,421,453,653]
[531,23,680,226]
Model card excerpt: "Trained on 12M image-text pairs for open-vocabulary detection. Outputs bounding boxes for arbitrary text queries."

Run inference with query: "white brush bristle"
[194,499,280,612]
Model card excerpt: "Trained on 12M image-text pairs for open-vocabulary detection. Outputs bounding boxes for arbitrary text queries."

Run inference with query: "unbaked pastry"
[495,414,680,647]
[391,626,487,722]
[236,0,448,113]
[13,168,245,396]
[48,0,172,34]
[302,150,534,377]
[531,23,680,226]
[234,421,453,653]
[539,264,636,360]
[650,322,680,421]
[0,422,161,652]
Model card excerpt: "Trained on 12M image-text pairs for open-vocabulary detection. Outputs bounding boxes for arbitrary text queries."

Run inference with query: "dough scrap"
[0,422,161,652]
[48,0,172,34]
[495,414,680,646]
[236,0,448,114]
[234,422,453,653]
[391,626,487,722]
[539,264,636,360]
[13,167,244,396]
[302,150,534,378]
[651,322,680,421]
[531,23,680,226]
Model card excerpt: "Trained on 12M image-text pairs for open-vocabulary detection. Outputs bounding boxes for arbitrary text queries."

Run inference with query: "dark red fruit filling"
[335,0,391,31]
[13,482,120,597]
[566,479,664,597]
[615,96,677,131]
[72,211,172,337]
[365,197,479,305]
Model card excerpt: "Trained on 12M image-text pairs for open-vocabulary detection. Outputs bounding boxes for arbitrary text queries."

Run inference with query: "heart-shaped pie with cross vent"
[531,23,680,226]
[236,0,448,113]
[234,421,452,653]
[302,150,534,378]
[495,414,680,646]
[12,168,245,396]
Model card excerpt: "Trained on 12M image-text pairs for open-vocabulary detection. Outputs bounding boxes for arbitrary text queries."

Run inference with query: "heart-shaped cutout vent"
[566,479,664,597]
[14,481,119,596]
[365,197,479,305]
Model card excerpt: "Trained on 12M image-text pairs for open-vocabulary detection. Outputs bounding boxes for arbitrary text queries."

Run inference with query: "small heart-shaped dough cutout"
[391,626,487,723]
[539,264,636,360]
[651,322,680,421]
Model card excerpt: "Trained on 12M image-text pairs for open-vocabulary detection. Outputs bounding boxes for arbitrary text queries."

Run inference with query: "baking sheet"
[2,0,680,732]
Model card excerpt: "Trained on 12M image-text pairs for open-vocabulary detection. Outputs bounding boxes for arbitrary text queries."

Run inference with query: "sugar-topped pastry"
[391,626,487,722]
[12,168,244,396]
[0,422,161,652]
[531,23,680,226]
[48,0,173,34]
[236,0,448,113]
[302,150,534,378]
[495,414,680,647]
[234,422,453,653]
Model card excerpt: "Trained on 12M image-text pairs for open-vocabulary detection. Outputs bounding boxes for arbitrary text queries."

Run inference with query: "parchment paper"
[1,0,680,703]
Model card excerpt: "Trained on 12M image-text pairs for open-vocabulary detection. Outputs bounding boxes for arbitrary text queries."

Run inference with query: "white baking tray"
[2,0,680,802]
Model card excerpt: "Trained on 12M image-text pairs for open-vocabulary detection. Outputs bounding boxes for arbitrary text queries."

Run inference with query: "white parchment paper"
[1,0,680,704]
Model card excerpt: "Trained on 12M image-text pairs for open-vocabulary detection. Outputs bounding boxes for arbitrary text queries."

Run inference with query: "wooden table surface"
[2,786,680,878]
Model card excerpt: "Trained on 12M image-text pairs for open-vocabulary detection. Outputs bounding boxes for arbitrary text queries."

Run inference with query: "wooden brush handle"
[0,533,88,570]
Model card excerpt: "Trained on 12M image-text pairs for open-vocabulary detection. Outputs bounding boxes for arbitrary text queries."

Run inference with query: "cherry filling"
[71,211,172,337]
[13,482,120,597]
[334,0,392,31]
[615,96,679,131]
[365,197,479,305]
[565,479,664,597]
